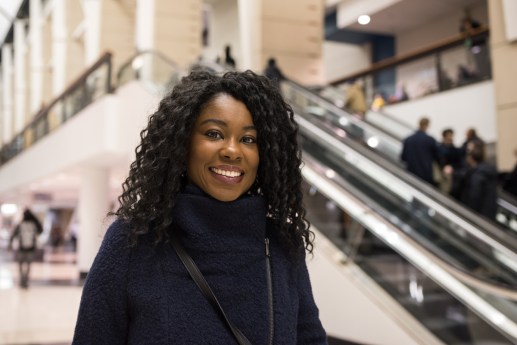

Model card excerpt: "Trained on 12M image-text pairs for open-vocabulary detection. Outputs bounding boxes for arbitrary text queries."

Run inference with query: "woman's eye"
[242,136,256,144]
[205,131,222,139]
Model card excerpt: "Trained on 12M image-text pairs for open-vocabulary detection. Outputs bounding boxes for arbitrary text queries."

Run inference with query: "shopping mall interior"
[0,0,517,344]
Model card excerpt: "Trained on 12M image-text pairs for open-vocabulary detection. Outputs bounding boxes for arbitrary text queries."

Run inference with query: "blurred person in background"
[263,57,285,87]
[345,79,367,118]
[437,128,464,193]
[401,117,439,186]
[224,44,236,68]
[370,92,385,112]
[454,142,497,220]
[8,208,43,288]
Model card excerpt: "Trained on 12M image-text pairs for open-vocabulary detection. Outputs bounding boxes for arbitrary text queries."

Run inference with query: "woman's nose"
[220,139,242,160]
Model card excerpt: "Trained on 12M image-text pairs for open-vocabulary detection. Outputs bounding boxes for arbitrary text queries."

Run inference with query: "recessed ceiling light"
[358,15,371,25]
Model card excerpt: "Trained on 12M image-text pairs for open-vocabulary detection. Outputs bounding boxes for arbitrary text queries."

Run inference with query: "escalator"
[299,116,517,344]
[282,80,517,235]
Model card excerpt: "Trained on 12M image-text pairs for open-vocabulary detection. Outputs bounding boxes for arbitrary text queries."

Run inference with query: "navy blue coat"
[72,186,327,344]
[401,130,438,185]
[459,162,498,219]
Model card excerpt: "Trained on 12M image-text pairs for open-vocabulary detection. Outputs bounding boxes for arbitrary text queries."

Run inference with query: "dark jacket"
[458,162,498,219]
[72,186,327,344]
[437,143,463,170]
[401,130,438,185]
[502,164,517,198]
[264,64,285,84]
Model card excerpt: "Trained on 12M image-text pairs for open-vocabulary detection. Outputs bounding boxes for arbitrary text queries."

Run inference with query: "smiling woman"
[188,94,259,202]
[72,70,328,345]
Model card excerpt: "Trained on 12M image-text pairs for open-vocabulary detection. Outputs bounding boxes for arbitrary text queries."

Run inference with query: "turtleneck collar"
[171,184,267,245]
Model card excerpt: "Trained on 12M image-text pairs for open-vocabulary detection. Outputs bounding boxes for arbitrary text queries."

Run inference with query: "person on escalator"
[401,117,439,186]
[454,142,497,220]
[437,128,463,193]
[344,79,367,118]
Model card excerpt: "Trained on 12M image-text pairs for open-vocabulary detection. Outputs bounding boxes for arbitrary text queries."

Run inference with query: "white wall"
[384,80,496,146]
[204,0,241,67]
[323,41,371,83]
[396,2,488,55]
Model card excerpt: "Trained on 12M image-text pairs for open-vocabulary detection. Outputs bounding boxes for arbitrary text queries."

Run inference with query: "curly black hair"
[114,70,314,254]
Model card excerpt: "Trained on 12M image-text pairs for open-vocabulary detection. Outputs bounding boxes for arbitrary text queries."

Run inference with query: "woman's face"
[187,94,259,202]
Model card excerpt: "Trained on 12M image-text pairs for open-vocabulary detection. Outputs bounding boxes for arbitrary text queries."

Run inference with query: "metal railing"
[0,52,113,166]
[328,28,491,103]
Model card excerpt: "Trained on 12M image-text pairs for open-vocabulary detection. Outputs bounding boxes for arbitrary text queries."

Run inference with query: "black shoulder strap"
[170,234,253,345]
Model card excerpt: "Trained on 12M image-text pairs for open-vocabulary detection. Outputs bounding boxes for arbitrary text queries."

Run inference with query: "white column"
[52,0,66,97]
[135,0,155,51]
[238,0,261,71]
[135,0,155,80]
[30,0,44,114]
[2,44,13,144]
[78,167,109,276]
[83,0,101,65]
[14,20,27,132]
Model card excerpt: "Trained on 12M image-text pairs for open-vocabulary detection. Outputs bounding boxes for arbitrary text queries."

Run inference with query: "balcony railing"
[0,52,113,166]
[328,27,491,105]
[0,50,184,168]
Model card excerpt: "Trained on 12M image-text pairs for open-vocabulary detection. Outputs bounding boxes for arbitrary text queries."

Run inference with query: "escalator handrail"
[288,83,517,251]
[301,158,517,341]
[285,80,401,150]
[293,79,413,139]
[116,49,180,86]
[296,114,517,259]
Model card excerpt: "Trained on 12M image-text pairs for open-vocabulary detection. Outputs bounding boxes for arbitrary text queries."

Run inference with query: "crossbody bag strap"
[170,234,253,345]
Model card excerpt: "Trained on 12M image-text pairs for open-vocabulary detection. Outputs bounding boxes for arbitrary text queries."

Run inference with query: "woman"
[72,70,327,344]
[8,208,43,288]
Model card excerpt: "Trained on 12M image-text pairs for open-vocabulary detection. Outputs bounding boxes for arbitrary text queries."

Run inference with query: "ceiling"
[338,0,486,35]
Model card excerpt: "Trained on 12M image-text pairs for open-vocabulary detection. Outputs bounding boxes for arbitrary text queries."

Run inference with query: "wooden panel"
[261,20,322,55]
[491,43,517,107]
[262,0,323,23]
[153,0,202,67]
[496,107,517,170]
[154,0,201,16]
[65,0,85,85]
[100,0,136,78]
[42,16,53,107]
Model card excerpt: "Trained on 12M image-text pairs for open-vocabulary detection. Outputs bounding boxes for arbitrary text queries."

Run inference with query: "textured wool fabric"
[72,185,327,344]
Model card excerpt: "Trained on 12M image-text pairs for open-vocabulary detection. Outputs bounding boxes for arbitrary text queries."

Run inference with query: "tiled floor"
[0,248,82,345]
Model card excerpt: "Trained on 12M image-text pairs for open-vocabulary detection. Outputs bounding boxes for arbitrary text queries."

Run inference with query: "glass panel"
[117,52,181,94]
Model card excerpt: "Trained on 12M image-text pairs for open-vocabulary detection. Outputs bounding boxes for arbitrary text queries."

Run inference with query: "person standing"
[457,143,498,219]
[72,70,327,344]
[401,117,439,186]
[263,57,285,86]
[8,208,43,288]
[344,79,367,118]
[437,128,463,193]
[224,44,236,68]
